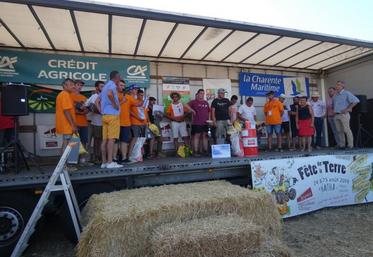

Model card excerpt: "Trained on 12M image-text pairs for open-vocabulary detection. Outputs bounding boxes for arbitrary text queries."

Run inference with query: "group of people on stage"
[54,70,360,169]
[263,80,360,152]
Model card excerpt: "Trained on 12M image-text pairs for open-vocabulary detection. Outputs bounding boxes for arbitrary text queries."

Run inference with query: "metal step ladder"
[11,143,81,257]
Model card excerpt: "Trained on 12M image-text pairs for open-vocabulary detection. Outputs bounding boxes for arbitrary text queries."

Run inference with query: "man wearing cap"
[279,94,291,150]
[166,92,194,151]
[264,91,284,151]
[310,92,326,149]
[333,81,360,149]
[117,81,141,163]
[211,88,231,143]
[70,80,89,149]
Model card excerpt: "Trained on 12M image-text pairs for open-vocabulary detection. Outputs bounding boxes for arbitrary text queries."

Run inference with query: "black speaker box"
[355,95,368,113]
[1,84,29,116]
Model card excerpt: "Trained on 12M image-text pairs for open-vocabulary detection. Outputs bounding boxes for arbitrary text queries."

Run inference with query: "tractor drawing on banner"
[253,161,298,216]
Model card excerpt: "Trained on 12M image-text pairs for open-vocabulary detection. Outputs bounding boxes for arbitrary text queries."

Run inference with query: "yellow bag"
[73,133,88,155]
[149,123,160,137]
[233,120,242,132]
[177,145,192,158]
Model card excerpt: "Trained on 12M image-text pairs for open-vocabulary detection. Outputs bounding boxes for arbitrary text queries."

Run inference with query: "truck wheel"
[0,192,36,257]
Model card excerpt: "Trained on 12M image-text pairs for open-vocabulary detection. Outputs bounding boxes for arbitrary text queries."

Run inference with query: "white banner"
[37,125,62,149]
[251,154,373,218]
[203,79,232,105]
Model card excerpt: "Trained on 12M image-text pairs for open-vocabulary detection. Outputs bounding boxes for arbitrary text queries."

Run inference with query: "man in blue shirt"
[99,71,123,169]
[332,81,359,149]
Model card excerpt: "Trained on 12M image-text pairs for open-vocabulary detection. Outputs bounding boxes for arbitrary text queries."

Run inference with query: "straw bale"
[77,180,281,257]
[151,214,263,257]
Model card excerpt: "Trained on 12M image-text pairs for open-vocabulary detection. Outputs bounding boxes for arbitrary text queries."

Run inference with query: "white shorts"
[171,121,188,138]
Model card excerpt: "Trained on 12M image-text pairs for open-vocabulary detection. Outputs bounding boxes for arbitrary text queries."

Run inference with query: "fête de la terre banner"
[251,154,373,218]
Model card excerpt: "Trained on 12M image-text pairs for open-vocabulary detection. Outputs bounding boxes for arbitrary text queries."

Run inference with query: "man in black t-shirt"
[289,96,299,150]
[211,88,231,143]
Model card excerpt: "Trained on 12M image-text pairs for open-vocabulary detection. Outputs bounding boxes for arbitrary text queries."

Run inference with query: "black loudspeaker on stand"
[1,83,36,173]
[354,95,373,147]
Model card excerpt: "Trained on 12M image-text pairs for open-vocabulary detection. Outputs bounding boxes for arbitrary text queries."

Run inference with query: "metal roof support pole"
[320,76,329,147]
[156,62,159,103]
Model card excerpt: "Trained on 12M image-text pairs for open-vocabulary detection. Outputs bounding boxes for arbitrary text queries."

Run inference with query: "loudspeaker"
[1,84,29,116]
[355,95,368,113]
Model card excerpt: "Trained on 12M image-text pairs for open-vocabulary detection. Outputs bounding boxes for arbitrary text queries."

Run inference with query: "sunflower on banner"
[28,86,58,113]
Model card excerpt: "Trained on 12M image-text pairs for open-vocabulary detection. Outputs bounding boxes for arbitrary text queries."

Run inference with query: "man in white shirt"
[238,97,257,124]
[310,92,326,149]
[279,94,292,150]
[86,80,104,164]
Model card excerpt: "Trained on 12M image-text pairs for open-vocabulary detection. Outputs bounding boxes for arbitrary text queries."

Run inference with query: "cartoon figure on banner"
[253,161,298,216]
[206,88,216,101]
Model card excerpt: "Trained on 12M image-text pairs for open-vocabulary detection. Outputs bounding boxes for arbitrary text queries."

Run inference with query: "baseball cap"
[75,80,85,85]
[126,84,139,91]
[279,93,286,99]
[266,90,275,96]
[217,88,226,93]
[311,92,320,97]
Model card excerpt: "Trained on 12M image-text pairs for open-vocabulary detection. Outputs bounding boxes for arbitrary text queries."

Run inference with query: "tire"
[57,182,116,243]
[0,191,37,257]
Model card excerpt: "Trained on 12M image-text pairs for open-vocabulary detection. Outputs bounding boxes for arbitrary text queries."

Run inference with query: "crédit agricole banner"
[0,50,150,87]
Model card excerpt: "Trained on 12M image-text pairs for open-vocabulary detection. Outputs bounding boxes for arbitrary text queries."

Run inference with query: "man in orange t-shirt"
[55,78,77,153]
[263,91,284,151]
[70,80,89,147]
[129,88,147,157]
[118,81,138,162]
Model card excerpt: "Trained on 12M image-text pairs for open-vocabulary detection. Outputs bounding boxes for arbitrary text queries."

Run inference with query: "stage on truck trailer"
[1,147,372,191]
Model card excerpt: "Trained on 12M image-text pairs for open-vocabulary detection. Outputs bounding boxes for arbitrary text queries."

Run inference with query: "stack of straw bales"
[151,214,263,257]
[77,180,289,257]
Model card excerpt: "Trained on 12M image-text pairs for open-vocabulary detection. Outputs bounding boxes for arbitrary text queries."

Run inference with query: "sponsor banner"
[0,50,150,87]
[239,72,310,97]
[37,125,62,149]
[203,79,232,105]
[251,154,373,218]
[27,85,92,113]
[162,77,191,111]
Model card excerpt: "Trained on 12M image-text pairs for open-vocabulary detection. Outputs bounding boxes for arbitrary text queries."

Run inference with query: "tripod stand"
[355,113,373,147]
[1,118,30,173]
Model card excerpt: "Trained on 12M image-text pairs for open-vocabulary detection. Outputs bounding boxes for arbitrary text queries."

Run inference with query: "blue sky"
[98,0,373,41]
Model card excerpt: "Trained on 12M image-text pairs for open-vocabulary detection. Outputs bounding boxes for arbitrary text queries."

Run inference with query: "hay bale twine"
[77,180,281,257]
[151,214,264,257]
